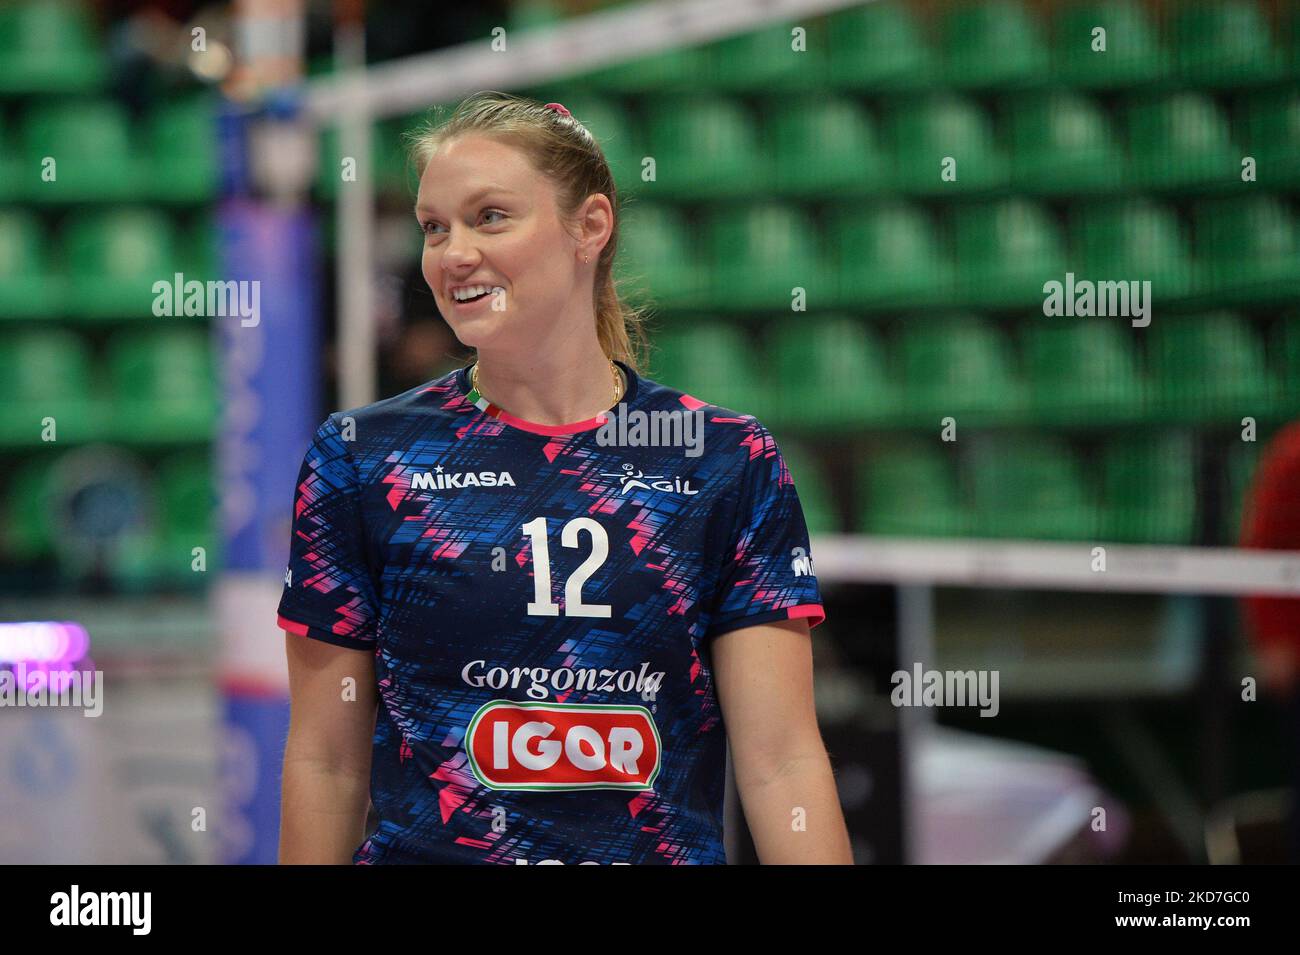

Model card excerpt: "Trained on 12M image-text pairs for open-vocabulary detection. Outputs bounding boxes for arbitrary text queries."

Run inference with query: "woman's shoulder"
[631,370,779,462]
[324,365,468,433]
[632,369,765,427]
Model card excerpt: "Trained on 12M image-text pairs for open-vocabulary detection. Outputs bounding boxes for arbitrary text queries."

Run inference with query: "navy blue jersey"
[276,360,825,864]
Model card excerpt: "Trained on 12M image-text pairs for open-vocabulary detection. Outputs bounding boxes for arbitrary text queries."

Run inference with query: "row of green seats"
[367,88,1300,202]
[650,313,1300,430]
[3,450,216,590]
[3,0,1292,98]
[0,208,214,318]
[859,435,1199,542]
[0,97,217,202]
[785,432,1258,545]
[615,196,1300,311]
[785,433,1253,545]
[558,0,1296,94]
[0,328,217,444]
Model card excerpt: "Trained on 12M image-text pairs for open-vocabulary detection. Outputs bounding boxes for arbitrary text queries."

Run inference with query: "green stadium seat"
[0,0,106,94]
[1,456,60,559]
[1171,0,1284,87]
[826,1,933,91]
[828,202,950,308]
[1194,196,1300,302]
[953,200,1066,306]
[161,453,218,580]
[614,203,706,308]
[21,100,141,201]
[887,94,1006,194]
[1074,199,1194,301]
[147,97,219,202]
[1289,9,1300,73]
[158,453,214,543]
[769,316,895,429]
[777,441,838,535]
[1007,91,1126,193]
[768,96,885,196]
[315,123,351,200]
[113,452,218,590]
[858,441,966,537]
[1022,321,1143,423]
[704,22,823,92]
[1126,93,1238,189]
[0,116,19,201]
[0,209,62,318]
[897,315,1023,422]
[1053,0,1166,88]
[1223,436,1262,545]
[185,216,218,280]
[940,0,1049,88]
[572,44,709,95]
[968,437,1097,540]
[105,329,218,442]
[701,202,826,309]
[642,96,768,199]
[383,116,424,197]
[1269,312,1300,411]
[0,330,96,444]
[1237,88,1300,186]
[650,323,771,421]
[62,208,182,318]
[1099,435,1196,544]
[1147,313,1272,419]
[317,116,414,200]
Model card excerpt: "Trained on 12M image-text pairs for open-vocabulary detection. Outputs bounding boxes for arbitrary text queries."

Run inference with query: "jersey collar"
[457,360,640,436]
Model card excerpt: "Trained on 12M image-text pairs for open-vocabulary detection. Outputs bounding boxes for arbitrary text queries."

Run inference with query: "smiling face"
[415,133,585,354]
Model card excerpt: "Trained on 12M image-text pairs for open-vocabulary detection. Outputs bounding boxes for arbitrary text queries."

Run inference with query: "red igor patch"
[465,700,661,791]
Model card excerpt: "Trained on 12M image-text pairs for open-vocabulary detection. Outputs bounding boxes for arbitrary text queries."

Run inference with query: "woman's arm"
[279,632,379,864]
[711,617,853,864]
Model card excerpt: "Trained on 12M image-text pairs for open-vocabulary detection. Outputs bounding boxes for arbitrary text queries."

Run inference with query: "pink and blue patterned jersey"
[275,360,825,864]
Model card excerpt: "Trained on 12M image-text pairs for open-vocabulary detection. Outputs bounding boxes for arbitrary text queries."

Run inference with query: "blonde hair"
[406,91,650,372]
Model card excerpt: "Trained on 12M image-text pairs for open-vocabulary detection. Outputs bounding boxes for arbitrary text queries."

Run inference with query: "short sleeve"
[276,415,380,651]
[704,421,826,639]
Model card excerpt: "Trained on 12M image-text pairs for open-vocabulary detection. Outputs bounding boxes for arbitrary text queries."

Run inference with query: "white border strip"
[306,0,869,121]
[811,535,1300,595]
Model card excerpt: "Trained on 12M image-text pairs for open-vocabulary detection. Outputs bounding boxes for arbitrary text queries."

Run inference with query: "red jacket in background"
[1241,421,1300,652]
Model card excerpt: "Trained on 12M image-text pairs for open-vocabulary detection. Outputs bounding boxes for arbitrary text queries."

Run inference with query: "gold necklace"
[471,360,623,410]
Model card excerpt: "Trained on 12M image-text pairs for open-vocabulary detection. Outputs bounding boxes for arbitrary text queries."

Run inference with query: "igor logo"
[465,700,661,791]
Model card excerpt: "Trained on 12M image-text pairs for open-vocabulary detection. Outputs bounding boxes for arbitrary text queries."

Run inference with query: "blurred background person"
[1240,420,1300,864]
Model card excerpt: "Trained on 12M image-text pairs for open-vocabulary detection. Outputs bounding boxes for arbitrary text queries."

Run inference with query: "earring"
[584,254,589,263]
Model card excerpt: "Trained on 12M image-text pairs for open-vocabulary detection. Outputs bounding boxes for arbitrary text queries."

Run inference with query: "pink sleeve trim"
[787,604,826,628]
[278,614,311,637]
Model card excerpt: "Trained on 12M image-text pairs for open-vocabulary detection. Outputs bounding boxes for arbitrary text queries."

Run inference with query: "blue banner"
[216,99,319,864]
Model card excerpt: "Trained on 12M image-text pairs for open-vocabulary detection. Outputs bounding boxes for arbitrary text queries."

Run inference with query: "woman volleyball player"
[276,92,852,864]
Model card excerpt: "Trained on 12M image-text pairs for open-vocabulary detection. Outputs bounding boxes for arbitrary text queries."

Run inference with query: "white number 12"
[521,516,612,618]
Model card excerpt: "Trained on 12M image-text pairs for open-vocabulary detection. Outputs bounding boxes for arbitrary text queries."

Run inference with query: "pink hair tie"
[543,102,571,117]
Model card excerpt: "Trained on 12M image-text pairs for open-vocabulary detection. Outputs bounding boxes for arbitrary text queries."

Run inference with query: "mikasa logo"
[411,464,516,491]
[599,463,698,497]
